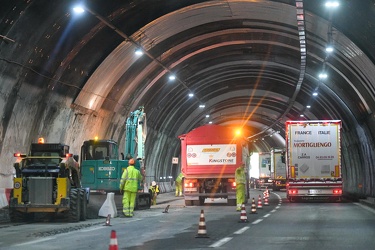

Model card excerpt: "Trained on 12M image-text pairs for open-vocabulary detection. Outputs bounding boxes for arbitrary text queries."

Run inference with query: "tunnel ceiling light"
[199,104,205,108]
[72,6,85,14]
[319,73,328,79]
[326,45,334,53]
[312,91,318,96]
[135,47,143,56]
[300,114,304,117]
[306,105,311,108]
[208,121,213,124]
[168,74,176,81]
[205,114,210,118]
[325,1,340,8]
[188,93,194,97]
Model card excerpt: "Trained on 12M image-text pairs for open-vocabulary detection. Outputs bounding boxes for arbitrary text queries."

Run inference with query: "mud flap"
[135,193,151,210]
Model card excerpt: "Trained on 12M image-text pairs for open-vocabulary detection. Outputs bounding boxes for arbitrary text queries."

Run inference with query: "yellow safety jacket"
[120,165,142,192]
[235,167,246,185]
[176,172,184,183]
[150,185,159,196]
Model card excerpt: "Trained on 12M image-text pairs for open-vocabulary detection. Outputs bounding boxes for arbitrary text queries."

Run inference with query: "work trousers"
[122,191,137,216]
[175,182,183,196]
[236,183,246,210]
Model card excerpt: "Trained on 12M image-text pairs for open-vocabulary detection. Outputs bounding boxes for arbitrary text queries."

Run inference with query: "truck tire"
[193,200,200,206]
[185,200,193,206]
[68,188,81,222]
[9,207,24,222]
[228,199,236,206]
[199,197,205,205]
[79,188,87,221]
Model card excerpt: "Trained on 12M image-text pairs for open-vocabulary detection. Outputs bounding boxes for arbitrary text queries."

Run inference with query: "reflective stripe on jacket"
[120,165,142,192]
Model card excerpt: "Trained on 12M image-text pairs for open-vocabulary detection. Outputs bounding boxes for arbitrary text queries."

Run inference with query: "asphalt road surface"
[1,190,375,250]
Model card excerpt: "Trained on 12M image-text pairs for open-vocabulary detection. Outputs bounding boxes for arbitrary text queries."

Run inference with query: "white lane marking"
[81,226,107,232]
[354,203,375,215]
[263,213,271,218]
[209,237,233,248]
[13,237,56,246]
[252,219,263,224]
[276,205,280,209]
[271,209,277,213]
[233,226,250,234]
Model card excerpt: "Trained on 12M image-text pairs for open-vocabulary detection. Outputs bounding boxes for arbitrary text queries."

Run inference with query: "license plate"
[309,190,322,194]
[185,188,197,192]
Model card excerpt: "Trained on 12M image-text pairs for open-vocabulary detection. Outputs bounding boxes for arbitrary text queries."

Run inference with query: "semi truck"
[9,138,88,222]
[285,120,343,202]
[271,148,286,191]
[257,152,273,189]
[178,124,249,206]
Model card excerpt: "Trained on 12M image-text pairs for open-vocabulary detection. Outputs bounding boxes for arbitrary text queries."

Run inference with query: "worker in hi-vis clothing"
[175,172,184,197]
[149,181,160,205]
[235,162,246,211]
[119,158,143,217]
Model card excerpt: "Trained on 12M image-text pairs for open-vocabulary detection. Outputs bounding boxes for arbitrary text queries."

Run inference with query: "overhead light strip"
[247,0,307,140]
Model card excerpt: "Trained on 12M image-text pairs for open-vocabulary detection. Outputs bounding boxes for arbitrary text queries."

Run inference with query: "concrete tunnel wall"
[1,69,375,199]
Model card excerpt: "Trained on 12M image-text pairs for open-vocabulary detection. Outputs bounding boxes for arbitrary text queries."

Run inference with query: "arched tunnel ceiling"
[2,0,375,154]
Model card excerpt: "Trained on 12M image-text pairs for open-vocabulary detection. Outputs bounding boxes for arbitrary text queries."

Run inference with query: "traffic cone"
[238,203,248,223]
[257,195,263,209]
[195,209,209,238]
[250,198,257,214]
[105,214,111,226]
[264,195,269,206]
[108,230,118,250]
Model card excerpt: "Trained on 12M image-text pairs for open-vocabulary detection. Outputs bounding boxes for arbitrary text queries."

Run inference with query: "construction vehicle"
[285,120,343,202]
[178,124,250,206]
[9,138,88,222]
[271,148,287,191]
[80,107,151,209]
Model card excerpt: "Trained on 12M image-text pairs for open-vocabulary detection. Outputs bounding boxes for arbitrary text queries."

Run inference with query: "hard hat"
[128,158,135,165]
[152,181,156,186]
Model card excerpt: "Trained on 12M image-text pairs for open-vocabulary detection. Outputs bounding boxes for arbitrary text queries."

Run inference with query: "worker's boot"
[179,192,182,196]
[236,204,241,211]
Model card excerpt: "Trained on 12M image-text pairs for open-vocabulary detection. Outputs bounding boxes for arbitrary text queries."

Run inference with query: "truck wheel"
[68,188,81,222]
[9,207,24,222]
[185,200,193,206]
[79,188,87,221]
[199,197,205,205]
[228,199,236,206]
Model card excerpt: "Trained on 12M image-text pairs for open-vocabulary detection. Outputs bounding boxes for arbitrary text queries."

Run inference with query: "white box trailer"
[285,120,343,201]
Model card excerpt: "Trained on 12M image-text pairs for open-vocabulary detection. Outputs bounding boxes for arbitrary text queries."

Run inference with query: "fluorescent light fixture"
[319,73,328,79]
[188,93,194,97]
[205,114,210,118]
[209,121,213,124]
[168,75,176,81]
[135,48,143,56]
[326,45,334,53]
[199,104,205,108]
[306,105,311,108]
[313,91,318,96]
[300,114,304,117]
[72,6,85,13]
[325,1,339,8]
